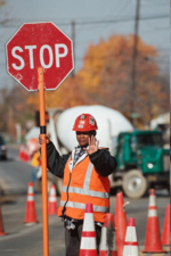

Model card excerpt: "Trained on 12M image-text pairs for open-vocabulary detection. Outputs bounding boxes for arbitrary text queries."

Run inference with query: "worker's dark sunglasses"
[76,131,90,136]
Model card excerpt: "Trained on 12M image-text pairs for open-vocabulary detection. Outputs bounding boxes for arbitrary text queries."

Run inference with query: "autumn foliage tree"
[27,75,90,110]
[78,35,169,126]
[0,85,32,139]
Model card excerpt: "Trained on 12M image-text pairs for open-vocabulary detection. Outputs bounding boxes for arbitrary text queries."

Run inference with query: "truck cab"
[114,130,170,198]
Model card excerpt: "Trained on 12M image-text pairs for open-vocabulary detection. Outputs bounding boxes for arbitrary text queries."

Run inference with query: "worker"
[30,149,41,185]
[39,113,117,256]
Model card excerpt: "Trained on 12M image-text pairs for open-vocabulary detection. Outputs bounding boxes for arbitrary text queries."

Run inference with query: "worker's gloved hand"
[83,135,99,155]
[38,134,50,145]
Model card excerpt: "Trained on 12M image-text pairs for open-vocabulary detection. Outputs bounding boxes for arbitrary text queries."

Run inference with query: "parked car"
[0,135,7,160]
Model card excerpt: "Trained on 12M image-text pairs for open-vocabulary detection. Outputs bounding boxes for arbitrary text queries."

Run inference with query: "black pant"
[65,223,101,256]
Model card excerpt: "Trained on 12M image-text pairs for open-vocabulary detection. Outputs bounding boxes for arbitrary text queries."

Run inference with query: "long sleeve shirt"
[46,141,117,178]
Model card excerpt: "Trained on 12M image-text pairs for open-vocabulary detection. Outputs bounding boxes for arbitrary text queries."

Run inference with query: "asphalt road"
[0,147,31,195]
[0,145,170,256]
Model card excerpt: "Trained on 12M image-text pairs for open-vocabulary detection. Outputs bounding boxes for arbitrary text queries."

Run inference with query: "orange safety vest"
[58,153,110,223]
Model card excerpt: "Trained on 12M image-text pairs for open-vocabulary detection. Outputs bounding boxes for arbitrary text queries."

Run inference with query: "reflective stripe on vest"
[62,186,109,198]
[60,162,109,212]
[60,200,109,213]
[62,162,109,199]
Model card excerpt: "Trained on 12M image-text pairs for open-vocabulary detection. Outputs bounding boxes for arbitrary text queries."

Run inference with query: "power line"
[0,14,169,28]
[141,27,169,34]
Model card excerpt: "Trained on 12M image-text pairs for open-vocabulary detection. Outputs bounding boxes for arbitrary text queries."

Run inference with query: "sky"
[0,0,170,89]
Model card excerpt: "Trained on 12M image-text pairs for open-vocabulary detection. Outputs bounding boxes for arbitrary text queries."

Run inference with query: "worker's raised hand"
[83,135,99,155]
[38,134,50,145]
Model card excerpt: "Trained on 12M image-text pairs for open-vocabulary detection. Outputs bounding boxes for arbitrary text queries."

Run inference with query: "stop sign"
[6,22,74,91]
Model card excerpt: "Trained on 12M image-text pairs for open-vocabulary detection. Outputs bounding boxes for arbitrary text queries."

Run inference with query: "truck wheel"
[122,170,148,199]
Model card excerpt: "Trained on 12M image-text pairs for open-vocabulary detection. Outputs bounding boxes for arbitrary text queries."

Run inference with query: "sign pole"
[38,67,49,256]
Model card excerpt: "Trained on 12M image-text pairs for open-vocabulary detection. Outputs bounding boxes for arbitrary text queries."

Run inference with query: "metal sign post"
[38,67,49,256]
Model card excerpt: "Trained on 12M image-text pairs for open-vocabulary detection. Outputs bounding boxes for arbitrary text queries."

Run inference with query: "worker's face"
[76,131,91,146]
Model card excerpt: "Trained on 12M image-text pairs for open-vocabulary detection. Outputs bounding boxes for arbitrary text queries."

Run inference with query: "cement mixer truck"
[29,105,170,198]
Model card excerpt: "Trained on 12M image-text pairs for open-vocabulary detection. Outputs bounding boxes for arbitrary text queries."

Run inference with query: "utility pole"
[71,20,75,76]
[130,0,141,126]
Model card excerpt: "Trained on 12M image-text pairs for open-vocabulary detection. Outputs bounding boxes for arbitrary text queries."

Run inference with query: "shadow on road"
[0,157,15,162]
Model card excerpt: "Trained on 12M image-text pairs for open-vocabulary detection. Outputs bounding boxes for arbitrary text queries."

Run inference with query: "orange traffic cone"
[22,146,26,162]
[0,207,6,235]
[99,213,117,256]
[19,144,24,161]
[48,184,58,215]
[23,182,39,224]
[79,203,98,256]
[114,191,127,256]
[161,204,170,252]
[23,146,30,163]
[141,189,166,255]
[123,217,139,256]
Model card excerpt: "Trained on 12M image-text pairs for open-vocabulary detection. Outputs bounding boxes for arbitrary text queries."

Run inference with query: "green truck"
[113,130,170,198]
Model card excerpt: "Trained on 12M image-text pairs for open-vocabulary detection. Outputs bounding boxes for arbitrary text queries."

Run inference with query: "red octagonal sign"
[6,22,74,91]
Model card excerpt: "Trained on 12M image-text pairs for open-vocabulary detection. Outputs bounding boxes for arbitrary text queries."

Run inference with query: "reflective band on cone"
[23,182,39,224]
[141,189,166,255]
[79,203,98,256]
[123,217,139,256]
[48,184,58,215]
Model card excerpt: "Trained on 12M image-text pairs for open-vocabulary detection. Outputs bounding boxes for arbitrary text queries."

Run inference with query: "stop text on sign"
[11,44,68,70]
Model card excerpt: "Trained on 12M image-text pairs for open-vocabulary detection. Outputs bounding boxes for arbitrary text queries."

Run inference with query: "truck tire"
[122,170,148,199]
